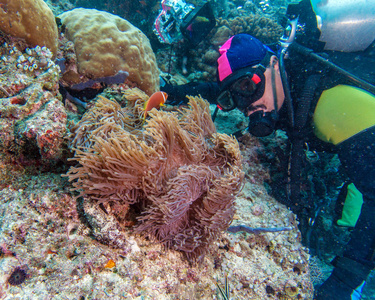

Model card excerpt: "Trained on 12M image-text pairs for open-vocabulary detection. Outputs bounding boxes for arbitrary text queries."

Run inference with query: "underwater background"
[0,0,374,298]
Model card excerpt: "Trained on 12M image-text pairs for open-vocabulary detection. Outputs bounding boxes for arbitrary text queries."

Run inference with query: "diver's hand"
[160,83,189,106]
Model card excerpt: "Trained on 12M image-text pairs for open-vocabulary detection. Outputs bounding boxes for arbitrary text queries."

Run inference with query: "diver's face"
[246,56,285,116]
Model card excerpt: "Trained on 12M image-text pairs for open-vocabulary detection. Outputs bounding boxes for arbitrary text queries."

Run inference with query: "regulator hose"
[279,47,295,128]
[290,42,375,95]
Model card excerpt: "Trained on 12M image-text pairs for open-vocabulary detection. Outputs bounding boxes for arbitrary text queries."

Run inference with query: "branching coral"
[67,89,244,261]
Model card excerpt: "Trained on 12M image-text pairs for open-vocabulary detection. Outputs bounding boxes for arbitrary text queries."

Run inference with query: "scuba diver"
[160,0,375,299]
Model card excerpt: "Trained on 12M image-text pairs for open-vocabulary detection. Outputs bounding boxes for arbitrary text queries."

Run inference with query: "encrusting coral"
[67,89,244,261]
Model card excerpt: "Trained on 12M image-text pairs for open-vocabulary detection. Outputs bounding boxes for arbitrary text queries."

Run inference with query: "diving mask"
[216,66,266,112]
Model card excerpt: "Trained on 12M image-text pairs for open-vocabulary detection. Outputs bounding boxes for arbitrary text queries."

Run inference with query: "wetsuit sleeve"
[161,82,220,106]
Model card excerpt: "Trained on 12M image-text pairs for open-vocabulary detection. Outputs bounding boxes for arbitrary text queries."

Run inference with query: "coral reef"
[58,8,159,96]
[215,14,283,45]
[67,90,244,261]
[44,0,76,16]
[0,0,356,298]
[0,138,315,299]
[0,0,59,58]
[0,40,67,166]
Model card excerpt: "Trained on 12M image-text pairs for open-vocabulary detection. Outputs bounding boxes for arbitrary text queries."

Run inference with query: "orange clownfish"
[143,91,168,119]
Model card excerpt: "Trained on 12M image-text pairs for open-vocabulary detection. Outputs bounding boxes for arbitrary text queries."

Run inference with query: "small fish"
[136,9,146,18]
[143,91,168,119]
[104,259,116,269]
[194,16,210,23]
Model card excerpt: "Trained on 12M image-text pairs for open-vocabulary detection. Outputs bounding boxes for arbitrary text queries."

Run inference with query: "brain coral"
[67,90,244,261]
[59,8,159,96]
[0,0,58,57]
